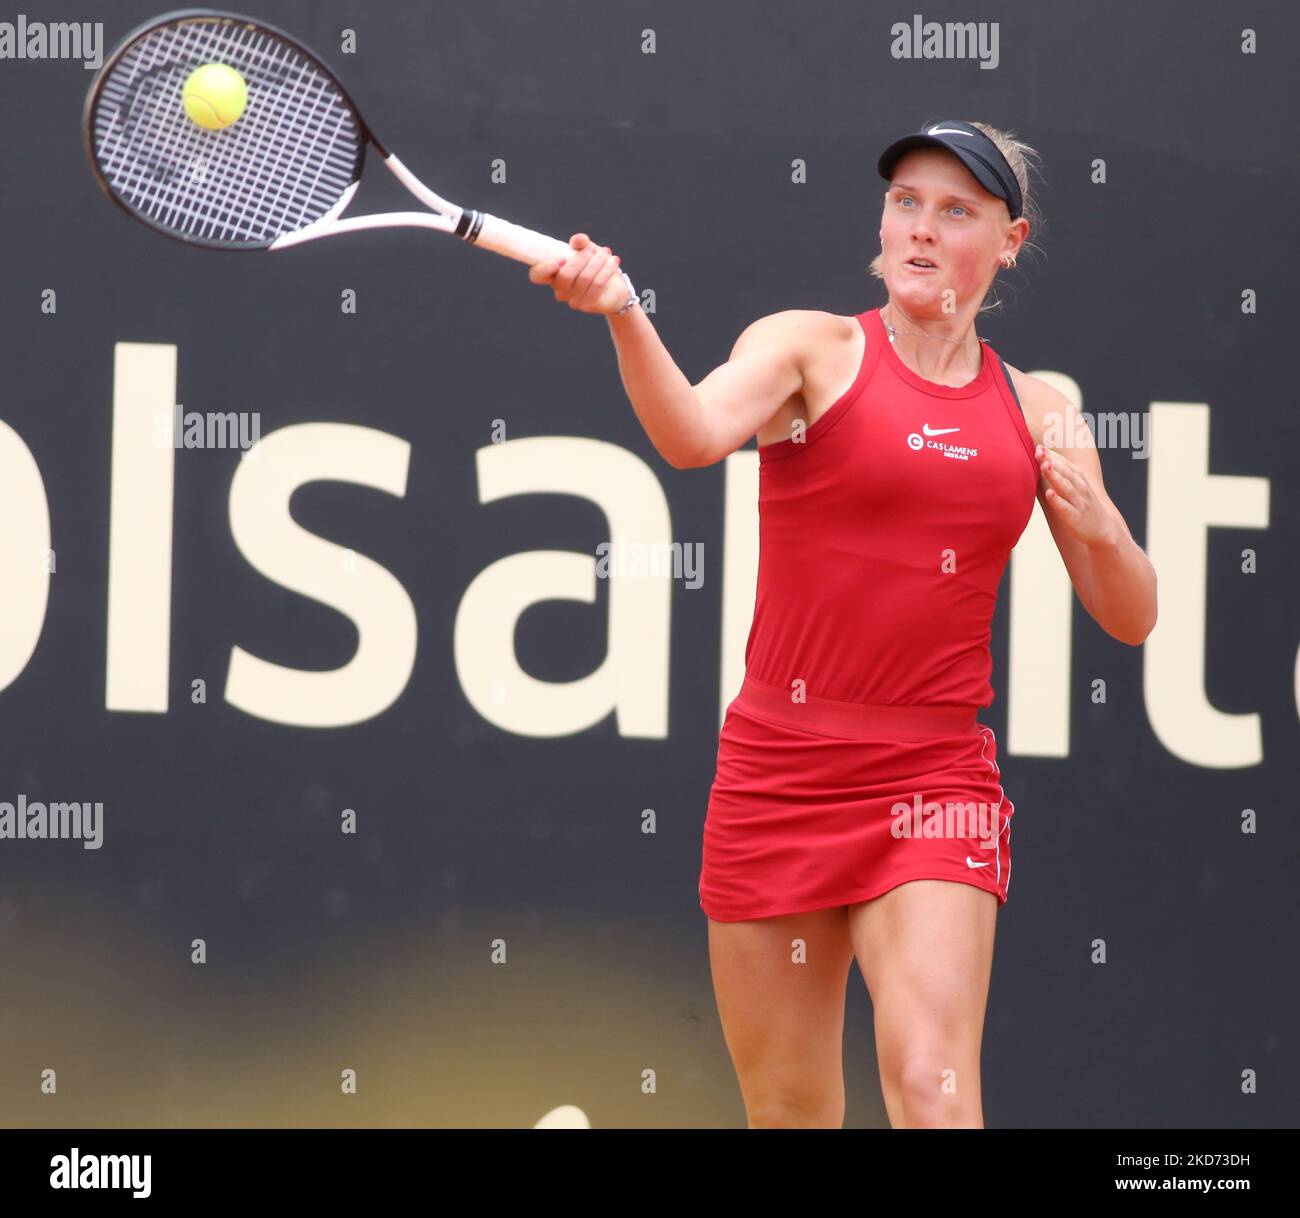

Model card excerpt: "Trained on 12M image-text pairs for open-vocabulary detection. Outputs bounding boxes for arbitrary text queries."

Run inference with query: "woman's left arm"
[1016,375,1158,647]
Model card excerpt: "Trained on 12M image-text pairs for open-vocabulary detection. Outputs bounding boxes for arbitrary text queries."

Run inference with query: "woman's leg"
[707,905,857,1128]
[848,879,998,1128]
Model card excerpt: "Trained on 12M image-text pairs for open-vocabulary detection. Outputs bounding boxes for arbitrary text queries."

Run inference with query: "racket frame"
[83,8,617,278]
[84,8,376,252]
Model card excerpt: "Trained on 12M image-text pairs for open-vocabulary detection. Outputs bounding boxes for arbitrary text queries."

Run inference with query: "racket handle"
[464,211,575,265]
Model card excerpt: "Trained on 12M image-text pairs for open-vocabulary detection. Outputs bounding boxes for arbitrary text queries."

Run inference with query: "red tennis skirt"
[700,673,1013,921]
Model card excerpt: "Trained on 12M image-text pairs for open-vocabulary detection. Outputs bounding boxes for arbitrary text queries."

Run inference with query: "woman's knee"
[888,1051,982,1127]
[745,1085,845,1129]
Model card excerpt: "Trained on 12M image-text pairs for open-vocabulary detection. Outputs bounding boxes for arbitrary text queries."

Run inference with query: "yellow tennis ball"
[182,63,248,131]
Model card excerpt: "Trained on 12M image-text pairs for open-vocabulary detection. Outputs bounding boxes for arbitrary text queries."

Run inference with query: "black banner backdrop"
[0,0,1296,1129]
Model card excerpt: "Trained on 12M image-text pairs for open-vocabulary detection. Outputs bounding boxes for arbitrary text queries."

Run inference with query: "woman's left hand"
[1036,444,1118,547]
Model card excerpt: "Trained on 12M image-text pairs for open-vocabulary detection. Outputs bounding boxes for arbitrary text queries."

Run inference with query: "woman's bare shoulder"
[735,308,849,344]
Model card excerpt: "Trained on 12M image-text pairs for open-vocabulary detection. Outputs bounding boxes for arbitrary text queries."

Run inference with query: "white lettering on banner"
[107,343,176,712]
[720,454,759,728]
[455,436,670,739]
[0,343,1292,766]
[0,419,50,690]
[1144,403,1269,767]
[226,422,417,728]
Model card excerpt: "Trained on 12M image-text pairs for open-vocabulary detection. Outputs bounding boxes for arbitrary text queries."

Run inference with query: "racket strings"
[131,26,311,238]
[105,22,352,242]
[92,17,361,247]
[112,22,353,243]
[107,23,281,239]
[102,48,328,242]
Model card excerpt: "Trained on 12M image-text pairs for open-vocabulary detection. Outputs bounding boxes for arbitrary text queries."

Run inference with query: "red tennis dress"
[699,306,1039,921]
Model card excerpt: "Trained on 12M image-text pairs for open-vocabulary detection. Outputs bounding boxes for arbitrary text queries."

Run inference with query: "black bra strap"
[996,353,1022,408]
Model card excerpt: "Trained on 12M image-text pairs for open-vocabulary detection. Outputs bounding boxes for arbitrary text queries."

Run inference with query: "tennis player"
[530,119,1157,1129]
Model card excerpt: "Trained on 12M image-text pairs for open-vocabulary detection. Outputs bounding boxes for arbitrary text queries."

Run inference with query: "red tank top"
[743,306,1039,708]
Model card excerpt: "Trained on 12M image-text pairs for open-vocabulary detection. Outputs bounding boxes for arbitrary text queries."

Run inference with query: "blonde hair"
[869,120,1045,315]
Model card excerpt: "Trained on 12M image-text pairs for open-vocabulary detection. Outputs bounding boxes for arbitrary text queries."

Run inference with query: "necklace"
[882,303,978,346]
[882,303,985,384]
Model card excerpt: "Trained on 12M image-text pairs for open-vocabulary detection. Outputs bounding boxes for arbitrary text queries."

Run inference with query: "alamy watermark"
[596,536,704,589]
[0,795,103,849]
[890,15,999,70]
[153,404,262,454]
[0,15,102,69]
[50,1148,150,1198]
[891,793,1001,854]
[1043,409,1151,459]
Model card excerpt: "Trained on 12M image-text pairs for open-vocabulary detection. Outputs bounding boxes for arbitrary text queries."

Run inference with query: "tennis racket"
[83,7,627,284]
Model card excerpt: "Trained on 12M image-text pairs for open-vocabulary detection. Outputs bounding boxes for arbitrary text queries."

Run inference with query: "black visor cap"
[877,120,1023,220]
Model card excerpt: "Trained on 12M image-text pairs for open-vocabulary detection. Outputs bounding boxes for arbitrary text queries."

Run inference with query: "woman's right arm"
[608,306,809,469]
[530,234,808,469]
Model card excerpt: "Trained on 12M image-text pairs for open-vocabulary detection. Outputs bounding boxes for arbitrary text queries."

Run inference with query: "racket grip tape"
[462,211,573,265]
